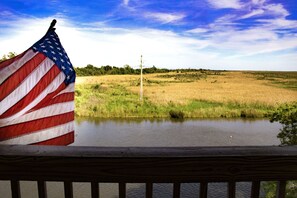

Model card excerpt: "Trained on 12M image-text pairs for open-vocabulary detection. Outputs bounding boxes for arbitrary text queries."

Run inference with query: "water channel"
[72,118,281,147]
[1,118,282,198]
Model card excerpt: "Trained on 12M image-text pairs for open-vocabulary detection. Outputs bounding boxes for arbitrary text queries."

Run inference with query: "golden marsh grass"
[75,71,297,118]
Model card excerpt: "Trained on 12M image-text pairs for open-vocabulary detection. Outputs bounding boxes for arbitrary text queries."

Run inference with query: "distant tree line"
[74,64,214,76]
[74,64,171,76]
[1,52,215,76]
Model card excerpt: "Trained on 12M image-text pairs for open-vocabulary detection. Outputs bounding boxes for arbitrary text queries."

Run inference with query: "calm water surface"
[71,118,281,146]
[68,118,281,198]
[0,119,282,198]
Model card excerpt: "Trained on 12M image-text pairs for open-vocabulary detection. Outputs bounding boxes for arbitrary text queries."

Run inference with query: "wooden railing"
[0,145,296,198]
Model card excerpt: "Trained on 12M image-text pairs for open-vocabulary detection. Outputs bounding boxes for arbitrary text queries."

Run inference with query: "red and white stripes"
[0,49,75,145]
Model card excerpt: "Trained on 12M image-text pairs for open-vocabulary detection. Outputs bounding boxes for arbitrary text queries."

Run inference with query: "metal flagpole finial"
[46,19,57,34]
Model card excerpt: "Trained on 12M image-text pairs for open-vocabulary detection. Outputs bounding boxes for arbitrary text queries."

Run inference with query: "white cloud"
[207,0,243,9]
[186,28,209,34]
[196,0,297,59]
[123,0,130,6]
[242,2,289,19]
[143,12,185,24]
[0,10,16,18]
[258,18,297,30]
[0,16,296,71]
[240,9,264,19]
[215,28,278,43]
[251,0,266,5]
[264,3,289,17]
[207,0,290,21]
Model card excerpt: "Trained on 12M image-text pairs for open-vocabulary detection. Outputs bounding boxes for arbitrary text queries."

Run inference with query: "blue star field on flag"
[32,31,75,85]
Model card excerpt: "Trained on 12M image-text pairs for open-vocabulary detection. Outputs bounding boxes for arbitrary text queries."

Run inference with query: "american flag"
[0,29,76,145]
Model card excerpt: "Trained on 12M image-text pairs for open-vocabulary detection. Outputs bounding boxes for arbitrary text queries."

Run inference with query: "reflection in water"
[72,118,281,147]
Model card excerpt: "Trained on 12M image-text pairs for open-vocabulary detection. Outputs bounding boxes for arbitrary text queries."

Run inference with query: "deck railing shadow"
[0,145,296,198]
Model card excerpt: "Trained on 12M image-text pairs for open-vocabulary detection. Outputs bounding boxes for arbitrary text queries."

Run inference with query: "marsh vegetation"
[74,71,297,119]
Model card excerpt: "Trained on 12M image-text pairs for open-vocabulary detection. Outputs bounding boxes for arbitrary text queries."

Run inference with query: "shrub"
[240,110,257,118]
[92,106,98,112]
[75,90,82,97]
[169,110,184,119]
[269,102,297,145]
[93,84,100,90]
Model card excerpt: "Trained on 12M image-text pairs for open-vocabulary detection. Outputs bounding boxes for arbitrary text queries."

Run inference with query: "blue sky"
[0,0,296,70]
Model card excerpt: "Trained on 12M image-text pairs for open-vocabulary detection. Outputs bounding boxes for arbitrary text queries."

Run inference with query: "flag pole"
[45,19,57,35]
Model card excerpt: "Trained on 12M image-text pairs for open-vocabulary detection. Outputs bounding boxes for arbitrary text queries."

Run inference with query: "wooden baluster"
[91,181,99,198]
[146,183,153,198]
[173,182,181,198]
[200,182,208,198]
[228,181,236,198]
[64,181,73,198]
[11,180,21,198]
[277,181,286,198]
[38,180,47,198]
[119,183,126,198]
[251,181,260,198]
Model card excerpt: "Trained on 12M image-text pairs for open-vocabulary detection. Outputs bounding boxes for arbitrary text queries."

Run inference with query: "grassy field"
[75,71,297,118]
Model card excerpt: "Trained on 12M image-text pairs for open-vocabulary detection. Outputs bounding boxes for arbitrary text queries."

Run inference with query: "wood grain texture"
[0,145,296,183]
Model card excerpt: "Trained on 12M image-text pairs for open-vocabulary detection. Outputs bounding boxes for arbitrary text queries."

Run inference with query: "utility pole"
[140,55,143,101]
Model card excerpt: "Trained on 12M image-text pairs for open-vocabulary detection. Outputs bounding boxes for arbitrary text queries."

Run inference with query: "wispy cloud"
[240,9,264,19]
[0,0,296,71]
[244,1,290,18]
[144,12,185,24]
[185,0,297,63]
[207,0,243,9]
[123,0,130,6]
[186,28,209,34]
[207,0,289,20]
[119,1,185,24]
[0,16,211,67]
[258,18,297,30]
[264,3,289,17]
[0,10,16,18]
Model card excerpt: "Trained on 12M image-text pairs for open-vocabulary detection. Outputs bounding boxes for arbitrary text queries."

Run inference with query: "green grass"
[75,83,274,118]
[155,70,224,83]
[156,73,207,82]
[250,71,297,90]
[75,83,163,118]
[164,100,272,118]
